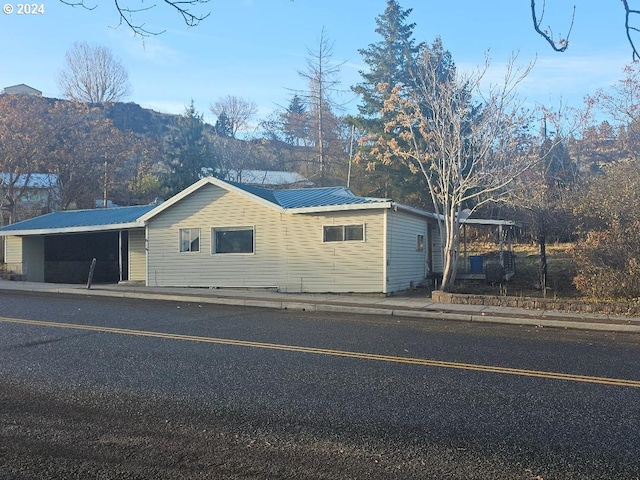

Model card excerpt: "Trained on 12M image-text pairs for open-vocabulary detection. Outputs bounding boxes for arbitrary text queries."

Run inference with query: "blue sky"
[0,1,633,126]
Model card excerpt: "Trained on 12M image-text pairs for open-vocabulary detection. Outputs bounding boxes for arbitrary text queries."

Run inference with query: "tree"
[350,0,429,206]
[282,94,309,147]
[58,42,132,103]
[59,0,210,37]
[210,95,257,139]
[297,27,346,185]
[372,51,539,292]
[214,110,233,138]
[0,95,52,224]
[163,101,216,196]
[507,109,580,294]
[588,63,640,161]
[47,101,133,209]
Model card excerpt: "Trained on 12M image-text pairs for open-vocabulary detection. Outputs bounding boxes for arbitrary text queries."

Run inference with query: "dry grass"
[455,243,580,299]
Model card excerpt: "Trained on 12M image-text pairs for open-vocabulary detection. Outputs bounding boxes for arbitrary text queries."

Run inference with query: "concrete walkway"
[1,279,640,334]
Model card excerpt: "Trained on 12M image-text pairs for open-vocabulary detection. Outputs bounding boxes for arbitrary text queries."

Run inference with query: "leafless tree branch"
[622,0,640,61]
[59,0,210,37]
[530,0,575,52]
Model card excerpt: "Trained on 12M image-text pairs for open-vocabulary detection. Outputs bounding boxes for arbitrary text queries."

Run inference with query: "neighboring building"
[0,177,443,293]
[1,84,42,96]
[0,173,59,224]
[221,169,312,188]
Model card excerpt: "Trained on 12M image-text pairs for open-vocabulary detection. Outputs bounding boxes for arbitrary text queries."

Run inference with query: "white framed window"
[416,234,425,251]
[212,226,254,254]
[179,228,200,253]
[323,224,365,242]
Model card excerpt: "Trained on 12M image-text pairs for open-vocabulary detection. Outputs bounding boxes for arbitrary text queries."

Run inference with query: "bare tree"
[58,42,132,103]
[369,51,542,291]
[59,0,210,37]
[297,28,345,185]
[210,95,258,139]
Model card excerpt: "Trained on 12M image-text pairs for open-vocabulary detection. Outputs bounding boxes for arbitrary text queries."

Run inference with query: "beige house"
[1,177,443,294]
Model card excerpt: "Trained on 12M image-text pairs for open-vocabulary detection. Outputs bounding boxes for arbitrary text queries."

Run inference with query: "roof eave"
[0,221,145,237]
[287,202,392,214]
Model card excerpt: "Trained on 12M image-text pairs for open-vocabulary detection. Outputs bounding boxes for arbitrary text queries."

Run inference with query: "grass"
[454,242,580,299]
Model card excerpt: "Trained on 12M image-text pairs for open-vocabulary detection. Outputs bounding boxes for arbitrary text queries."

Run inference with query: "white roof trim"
[393,203,439,220]
[287,202,392,214]
[0,222,145,237]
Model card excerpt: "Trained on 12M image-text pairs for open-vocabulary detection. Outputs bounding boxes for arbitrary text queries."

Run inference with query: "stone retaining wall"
[431,290,640,316]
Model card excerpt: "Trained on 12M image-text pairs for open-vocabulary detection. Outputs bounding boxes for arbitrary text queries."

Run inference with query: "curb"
[2,285,640,334]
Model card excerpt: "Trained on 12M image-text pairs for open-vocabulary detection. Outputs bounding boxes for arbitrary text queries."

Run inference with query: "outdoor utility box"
[469,255,484,274]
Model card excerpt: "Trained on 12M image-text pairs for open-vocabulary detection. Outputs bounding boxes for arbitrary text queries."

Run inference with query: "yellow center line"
[2,316,639,388]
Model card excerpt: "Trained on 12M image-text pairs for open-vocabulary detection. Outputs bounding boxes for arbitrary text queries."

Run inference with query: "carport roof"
[0,204,157,236]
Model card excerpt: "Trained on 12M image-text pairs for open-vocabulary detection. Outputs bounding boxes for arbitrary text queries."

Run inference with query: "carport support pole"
[87,258,97,289]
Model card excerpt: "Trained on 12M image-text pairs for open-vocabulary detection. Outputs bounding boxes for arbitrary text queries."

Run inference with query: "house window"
[416,234,425,251]
[179,228,200,252]
[323,224,365,242]
[213,227,254,254]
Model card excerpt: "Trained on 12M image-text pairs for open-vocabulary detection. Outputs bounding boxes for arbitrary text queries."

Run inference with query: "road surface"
[1,291,639,479]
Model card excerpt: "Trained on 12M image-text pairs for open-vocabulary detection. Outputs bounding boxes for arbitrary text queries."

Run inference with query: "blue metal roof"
[226,181,388,209]
[0,204,156,233]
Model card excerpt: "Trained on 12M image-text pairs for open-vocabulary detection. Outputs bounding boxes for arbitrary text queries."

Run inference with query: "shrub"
[571,221,640,299]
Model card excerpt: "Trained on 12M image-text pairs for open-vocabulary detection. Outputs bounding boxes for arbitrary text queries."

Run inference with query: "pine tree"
[353,0,422,119]
[214,110,232,138]
[282,95,308,147]
[350,0,429,206]
[163,101,215,196]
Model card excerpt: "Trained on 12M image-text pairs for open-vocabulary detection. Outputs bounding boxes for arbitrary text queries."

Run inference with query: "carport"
[0,205,156,284]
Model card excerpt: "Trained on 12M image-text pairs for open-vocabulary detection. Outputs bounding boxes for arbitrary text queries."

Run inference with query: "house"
[0,177,443,293]
[0,173,59,213]
[1,84,42,96]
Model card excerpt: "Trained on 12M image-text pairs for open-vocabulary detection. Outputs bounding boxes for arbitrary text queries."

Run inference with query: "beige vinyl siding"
[386,210,428,293]
[147,183,285,288]
[128,228,146,282]
[4,236,23,273]
[146,183,386,293]
[282,210,385,293]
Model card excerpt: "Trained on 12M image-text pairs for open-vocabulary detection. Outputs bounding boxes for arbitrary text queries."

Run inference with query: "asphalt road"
[1,291,639,479]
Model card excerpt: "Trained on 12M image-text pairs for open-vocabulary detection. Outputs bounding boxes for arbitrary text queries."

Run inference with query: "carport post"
[86,258,97,289]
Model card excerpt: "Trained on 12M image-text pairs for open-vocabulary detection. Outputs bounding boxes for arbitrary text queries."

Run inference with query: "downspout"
[145,224,149,286]
[118,230,123,282]
[382,207,388,294]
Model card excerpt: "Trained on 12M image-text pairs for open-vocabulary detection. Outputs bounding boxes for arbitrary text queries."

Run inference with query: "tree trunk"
[538,234,548,298]
[440,215,460,292]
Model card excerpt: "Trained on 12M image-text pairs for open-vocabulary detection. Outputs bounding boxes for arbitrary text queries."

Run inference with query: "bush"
[571,221,640,299]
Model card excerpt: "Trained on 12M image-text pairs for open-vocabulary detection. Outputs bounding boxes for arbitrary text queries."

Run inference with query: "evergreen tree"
[214,110,232,137]
[163,101,215,196]
[353,0,422,119]
[282,94,308,147]
[350,0,430,207]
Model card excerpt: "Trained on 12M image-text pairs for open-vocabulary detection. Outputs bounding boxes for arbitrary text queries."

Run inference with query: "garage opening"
[44,231,125,284]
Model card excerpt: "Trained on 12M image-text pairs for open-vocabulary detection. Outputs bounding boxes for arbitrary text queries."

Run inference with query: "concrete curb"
[2,285,640,334]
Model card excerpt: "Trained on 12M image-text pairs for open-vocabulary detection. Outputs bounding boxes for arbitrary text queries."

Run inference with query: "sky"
[0,1,634,127]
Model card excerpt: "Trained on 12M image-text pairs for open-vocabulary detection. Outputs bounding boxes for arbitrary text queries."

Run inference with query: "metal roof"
[0,204,157,236]
[1,178,401,237]
[226,181,388,209]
